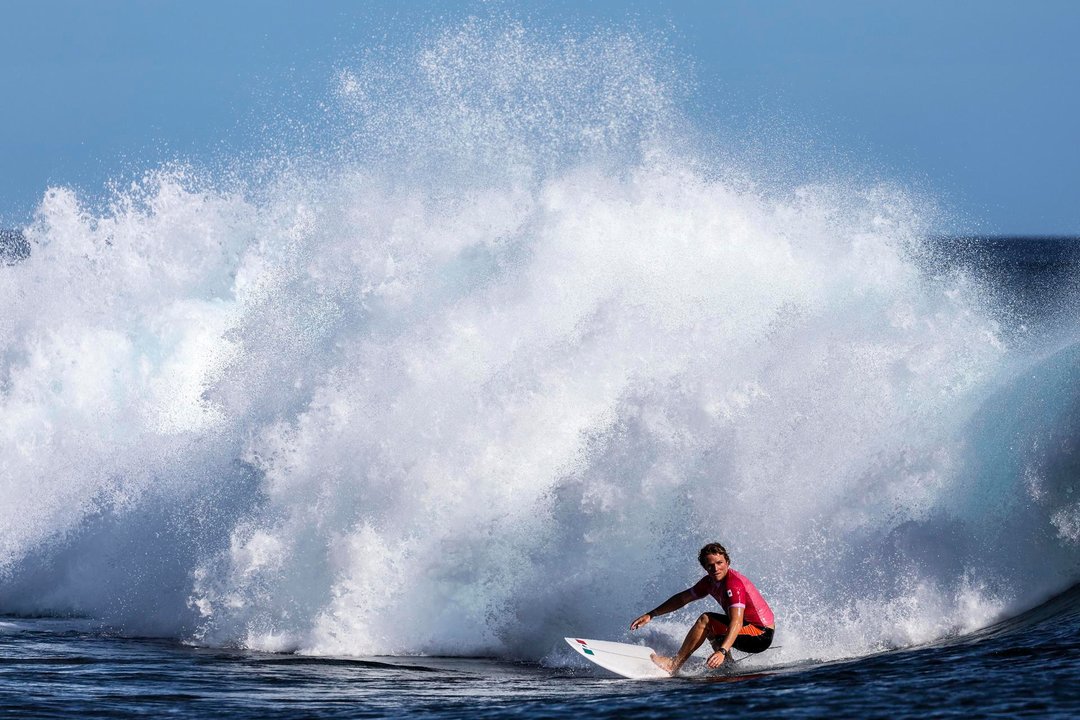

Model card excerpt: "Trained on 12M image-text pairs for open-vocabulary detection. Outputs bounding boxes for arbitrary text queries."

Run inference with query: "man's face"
[701,553,729,581]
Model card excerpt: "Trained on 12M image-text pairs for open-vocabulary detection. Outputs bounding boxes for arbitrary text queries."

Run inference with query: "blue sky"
[1,0,1078,234]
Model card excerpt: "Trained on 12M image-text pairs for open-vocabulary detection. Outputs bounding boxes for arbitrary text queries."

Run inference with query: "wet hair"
[698,543,731,567]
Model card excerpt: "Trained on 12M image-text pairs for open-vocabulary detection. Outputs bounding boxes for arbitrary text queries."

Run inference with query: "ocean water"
[1,19,1078,718]
[1,582,1078,718]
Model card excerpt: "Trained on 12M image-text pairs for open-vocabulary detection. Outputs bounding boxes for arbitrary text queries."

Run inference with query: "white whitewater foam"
[0,19,1075,664]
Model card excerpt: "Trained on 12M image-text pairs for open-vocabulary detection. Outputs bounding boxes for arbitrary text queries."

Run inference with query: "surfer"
[630,542,775,675]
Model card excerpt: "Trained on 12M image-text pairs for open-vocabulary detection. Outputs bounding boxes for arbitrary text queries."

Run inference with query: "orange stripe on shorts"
[707,617,767,637]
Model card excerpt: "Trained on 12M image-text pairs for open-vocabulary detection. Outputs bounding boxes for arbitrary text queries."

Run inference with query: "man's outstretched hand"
[706,650,728,668]
[630,613,651,631]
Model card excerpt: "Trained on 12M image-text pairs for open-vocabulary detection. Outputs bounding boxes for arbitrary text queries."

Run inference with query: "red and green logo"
[575,639,595,656]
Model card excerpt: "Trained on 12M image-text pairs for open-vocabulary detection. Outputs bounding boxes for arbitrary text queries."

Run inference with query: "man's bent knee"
[703,612,729,640]
[696,613,716,637]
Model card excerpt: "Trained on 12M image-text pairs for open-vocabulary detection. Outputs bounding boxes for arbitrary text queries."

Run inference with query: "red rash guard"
[687,568,775,628]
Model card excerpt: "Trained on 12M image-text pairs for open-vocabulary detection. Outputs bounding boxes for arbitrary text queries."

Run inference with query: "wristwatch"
[717,647,728,656]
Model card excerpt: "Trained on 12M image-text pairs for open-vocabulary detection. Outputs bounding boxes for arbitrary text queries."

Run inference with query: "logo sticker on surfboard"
[574,638,596,655]
[564,637,670,680]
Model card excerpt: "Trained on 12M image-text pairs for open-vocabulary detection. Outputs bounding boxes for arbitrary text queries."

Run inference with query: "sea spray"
[0,19,1075,665]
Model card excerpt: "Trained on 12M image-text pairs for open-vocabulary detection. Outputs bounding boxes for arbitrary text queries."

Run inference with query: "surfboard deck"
[564,637,671,679]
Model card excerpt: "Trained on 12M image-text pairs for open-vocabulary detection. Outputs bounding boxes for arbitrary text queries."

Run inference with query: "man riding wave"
[630,542,775,675]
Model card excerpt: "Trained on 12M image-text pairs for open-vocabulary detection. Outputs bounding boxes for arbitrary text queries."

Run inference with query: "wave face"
[1,20,1077,663]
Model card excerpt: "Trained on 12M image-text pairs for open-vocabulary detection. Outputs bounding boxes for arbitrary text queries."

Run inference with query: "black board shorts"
[705,612,775,654]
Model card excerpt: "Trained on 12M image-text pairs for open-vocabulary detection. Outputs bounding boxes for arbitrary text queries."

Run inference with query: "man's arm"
[705,605,745,668]
[630,590,696,630]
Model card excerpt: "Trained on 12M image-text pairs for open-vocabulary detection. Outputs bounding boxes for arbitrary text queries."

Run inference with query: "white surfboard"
[564,637,671,679]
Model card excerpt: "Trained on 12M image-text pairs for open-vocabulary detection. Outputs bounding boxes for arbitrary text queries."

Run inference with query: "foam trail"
[0,20,1076,664]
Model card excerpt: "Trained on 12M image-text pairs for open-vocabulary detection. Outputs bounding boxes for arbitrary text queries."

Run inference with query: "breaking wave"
[1,18,1077,667]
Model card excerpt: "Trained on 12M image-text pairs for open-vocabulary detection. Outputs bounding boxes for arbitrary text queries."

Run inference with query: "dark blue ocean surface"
[1,583,1077,719]
[925,236,1080,337]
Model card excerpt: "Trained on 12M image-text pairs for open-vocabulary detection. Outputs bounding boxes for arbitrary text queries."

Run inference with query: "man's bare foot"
[650,653,678,675]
